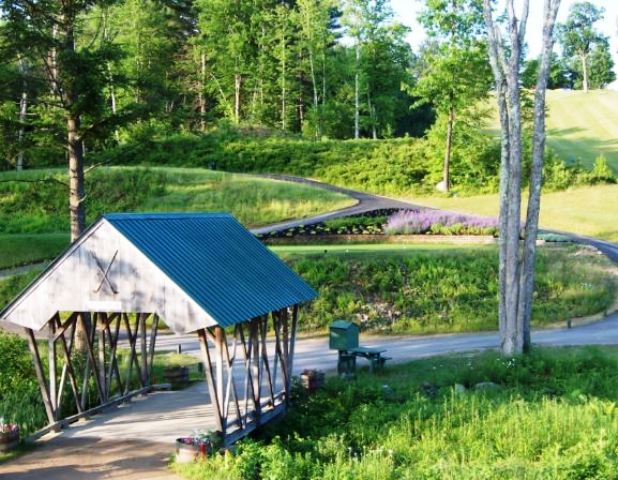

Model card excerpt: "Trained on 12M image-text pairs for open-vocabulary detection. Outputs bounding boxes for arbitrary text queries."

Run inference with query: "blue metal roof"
[104,212,317,328]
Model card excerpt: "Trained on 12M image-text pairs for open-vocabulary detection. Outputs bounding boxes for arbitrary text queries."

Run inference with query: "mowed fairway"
[487,89,618,170]
[546,90,618,169]
[409,184,618,243]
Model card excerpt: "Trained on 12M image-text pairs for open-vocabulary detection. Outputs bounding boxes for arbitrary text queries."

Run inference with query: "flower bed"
[384,210,499,236]
[257,208,499,241]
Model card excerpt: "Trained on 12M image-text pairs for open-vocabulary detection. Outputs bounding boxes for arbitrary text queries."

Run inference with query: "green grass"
[288,245,615,334]
[270,243,488,256]
[0,167,354,269]
[0,234,68,270]
[173,346,618,480]
[487,89,618,171]
[408,184,618,243]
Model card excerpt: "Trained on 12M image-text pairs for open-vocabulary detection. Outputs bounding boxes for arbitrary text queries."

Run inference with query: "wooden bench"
[348,346,391,372]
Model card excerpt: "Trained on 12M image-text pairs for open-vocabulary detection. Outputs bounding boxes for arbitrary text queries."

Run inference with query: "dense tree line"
[0,0,431,170]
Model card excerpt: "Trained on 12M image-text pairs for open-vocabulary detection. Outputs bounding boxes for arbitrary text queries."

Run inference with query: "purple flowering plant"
[384,209,498,236]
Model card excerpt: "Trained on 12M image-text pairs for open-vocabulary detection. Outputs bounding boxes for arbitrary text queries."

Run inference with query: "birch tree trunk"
[199,53,207,132]
[354,43,360,139]
[17,57,28,171]
[443,105,455,192]
[581,54,589,93]
[518,0,561,349]
[484,0,561,356]
[234,73,241,124]
[308,47,319,139]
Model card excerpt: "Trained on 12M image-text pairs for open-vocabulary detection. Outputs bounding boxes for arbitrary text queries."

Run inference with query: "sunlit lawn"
[408,184,618,243]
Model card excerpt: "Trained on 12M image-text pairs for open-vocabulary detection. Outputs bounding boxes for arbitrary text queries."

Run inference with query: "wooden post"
[198,328,224,434]
[250,318,261,419]
[214,326,224,419]
[55,316,83,414]
[147,314,159,385]
[48,317,58,418]
[98,316,107,402]
[80,313,105,403]
[287,305,299,394]
[25,328,56,427]
[139,313,148,387]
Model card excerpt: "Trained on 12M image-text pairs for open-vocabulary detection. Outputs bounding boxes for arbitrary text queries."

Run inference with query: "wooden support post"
[139,313,148,387]
[214,326,224,421]
[198,328,224,434]
[147,314,159,385]
[98,316,107,402]
[250,318,261,419]
[80,313,105,403]
[55,315,83,414]
[25,327,57,427]
[287,305,299,395]
[48,317,58,418]
[258,316,275,408]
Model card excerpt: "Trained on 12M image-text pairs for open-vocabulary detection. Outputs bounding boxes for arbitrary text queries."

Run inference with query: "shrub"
[384,210,498,236]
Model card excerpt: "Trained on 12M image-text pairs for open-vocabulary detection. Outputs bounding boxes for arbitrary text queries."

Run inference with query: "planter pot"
[164,366,190,389]
[0,430,19,452]
[300,370,325,392]
[175,437,212,464]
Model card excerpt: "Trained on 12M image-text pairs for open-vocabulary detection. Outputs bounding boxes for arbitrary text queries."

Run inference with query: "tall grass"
[289,246,615,333]
[173,347,618,480]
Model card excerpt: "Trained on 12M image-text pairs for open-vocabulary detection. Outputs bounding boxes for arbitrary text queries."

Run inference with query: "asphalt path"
[254,174,618,263]
[153,310,618,373]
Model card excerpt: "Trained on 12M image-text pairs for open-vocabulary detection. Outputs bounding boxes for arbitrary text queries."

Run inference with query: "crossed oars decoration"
[90,250,119,294]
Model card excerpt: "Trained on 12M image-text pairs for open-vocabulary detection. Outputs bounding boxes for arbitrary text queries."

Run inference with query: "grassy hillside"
[0,167,354,269]
[489,89,618,170]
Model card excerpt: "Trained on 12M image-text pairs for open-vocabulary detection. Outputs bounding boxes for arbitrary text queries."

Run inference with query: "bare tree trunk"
[518,0,561,351]
[234,74,241,124]
[354,43,360,139]
[17,58,28,171]
[581,54,589,93]
[198,53,207,132]
[443,106,455,192]
[308,47,319,139]
[484,0,560,356]
[281,29,287,131]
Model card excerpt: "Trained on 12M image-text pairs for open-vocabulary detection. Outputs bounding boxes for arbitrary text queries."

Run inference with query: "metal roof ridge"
[103,212,233,220]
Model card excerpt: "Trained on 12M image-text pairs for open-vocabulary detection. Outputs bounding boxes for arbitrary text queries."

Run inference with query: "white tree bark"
[484,0,561,355]
[354,42,360,139]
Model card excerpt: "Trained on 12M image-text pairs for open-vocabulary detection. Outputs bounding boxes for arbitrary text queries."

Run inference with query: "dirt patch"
[0,436,180,480]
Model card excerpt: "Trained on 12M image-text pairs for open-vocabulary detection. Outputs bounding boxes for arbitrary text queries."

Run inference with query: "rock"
[474,381,500,391]
[453,383,466,394]
[421,382,439,397]
[435,180,448,192]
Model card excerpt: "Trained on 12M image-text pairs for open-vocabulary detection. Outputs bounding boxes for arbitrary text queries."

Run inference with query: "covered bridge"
[0,212,316,445]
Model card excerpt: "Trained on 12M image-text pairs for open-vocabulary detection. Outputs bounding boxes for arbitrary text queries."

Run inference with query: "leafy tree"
[558,1,606,93]
[522,54,570,89]
[412,0,492,192]
[575,38,616,89]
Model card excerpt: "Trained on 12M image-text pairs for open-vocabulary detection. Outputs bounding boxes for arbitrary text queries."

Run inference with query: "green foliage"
[287,246,615,334]
[0,331,47,435]
[173,347,618,480]
[0,167,352,239]
[543,152,616,191]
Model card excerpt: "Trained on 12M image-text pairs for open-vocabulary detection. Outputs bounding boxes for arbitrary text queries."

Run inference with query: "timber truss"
[25,305,299,446]
[25,311,159,434]
[197,305,299,446]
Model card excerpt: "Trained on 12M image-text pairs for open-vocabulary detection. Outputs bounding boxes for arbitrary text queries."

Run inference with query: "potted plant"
[300,369,325,392]
[175,430,219,463]
[0,418,19,452]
